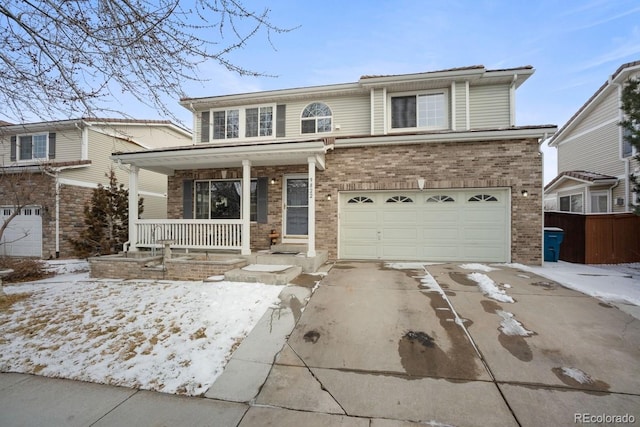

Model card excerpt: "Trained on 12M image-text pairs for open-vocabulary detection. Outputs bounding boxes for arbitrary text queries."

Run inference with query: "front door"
[284,176,308,238]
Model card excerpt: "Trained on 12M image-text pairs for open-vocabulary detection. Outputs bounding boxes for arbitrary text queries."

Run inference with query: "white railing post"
[242,160,251,255]
[128,165,139,252]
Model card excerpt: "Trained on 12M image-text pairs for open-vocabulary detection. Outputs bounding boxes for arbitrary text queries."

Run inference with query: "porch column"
[128,165,139,252]
[241,160,251,255]
[307,157,316,257]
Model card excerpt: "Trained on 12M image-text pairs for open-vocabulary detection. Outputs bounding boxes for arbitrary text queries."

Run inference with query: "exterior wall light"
[327,194,332,201]
[270,178,276,185]
[417,178,425,190]
[521,190,529,197]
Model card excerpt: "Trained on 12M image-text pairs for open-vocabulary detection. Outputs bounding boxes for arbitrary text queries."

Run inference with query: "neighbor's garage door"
[0,206,43,257]
[339,190,509,262]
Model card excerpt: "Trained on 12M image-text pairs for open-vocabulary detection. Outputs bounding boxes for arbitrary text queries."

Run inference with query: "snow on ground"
[460,263,500,272]
[496,310,534,336]
[513,261,640,307]
[0,261,283,396]
[560,367,594,384]
[467,272,515,303]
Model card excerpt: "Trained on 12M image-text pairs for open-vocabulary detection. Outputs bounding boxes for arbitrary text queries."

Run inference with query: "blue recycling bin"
[544,227,564,262]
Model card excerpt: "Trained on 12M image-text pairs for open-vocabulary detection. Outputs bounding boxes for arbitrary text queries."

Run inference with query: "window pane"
[591,194,608,213]
[19,135,32,160]
[260,107,273,136]
[417,93,445,128]
[301,119,315,134]
[246,108,258,137]
[213,111,226,139]
[210,181,241,219]
[317,117,331,132]
[391,96,416,128]
[559,196,570,211]
[195,182,210,219]
[570,194,583,213]
[227,110,239,138]
[33,135,47,158]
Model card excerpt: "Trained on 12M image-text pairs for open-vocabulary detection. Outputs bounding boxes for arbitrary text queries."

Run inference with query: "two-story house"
[113,65,557,265]
[545,60,640,213]
[0,118,191,258]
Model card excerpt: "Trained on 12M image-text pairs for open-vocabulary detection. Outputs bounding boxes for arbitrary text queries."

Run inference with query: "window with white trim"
[386,195,414,203]
[13,133,52,161]
[390,92,447,130]
[426,195,455,203]
[195,179,258,220]
[468,194,498,202]
[209,105,275,141]
[347,196,374,204]
[301,102,332,134]
[559,193,583,213]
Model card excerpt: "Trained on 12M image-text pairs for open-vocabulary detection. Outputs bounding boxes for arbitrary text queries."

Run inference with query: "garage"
[339,189,510,262]
[0,206,43,257]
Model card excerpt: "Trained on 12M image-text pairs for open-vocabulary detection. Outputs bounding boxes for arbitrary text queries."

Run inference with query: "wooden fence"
[544,212,640,264]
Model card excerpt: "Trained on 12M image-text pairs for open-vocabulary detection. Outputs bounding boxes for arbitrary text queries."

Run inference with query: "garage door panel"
[340,190,509,262]
[381,227,418,240]
[0,206,42,257]
[342,210,380,225]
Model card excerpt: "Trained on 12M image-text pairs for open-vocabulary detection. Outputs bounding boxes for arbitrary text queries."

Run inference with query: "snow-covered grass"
[0,260,283,396]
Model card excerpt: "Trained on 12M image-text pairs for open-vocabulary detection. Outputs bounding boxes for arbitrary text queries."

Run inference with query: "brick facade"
[167,137,543,264]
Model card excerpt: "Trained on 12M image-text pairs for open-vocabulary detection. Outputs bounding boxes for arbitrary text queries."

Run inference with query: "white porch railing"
[135,219,243,250]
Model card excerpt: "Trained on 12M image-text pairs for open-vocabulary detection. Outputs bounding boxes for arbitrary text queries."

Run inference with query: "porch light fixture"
[327,194,332,201]
[221,170,227,179]
[417,178,425,191]
[270,178,276,185]
[521,190,529,197]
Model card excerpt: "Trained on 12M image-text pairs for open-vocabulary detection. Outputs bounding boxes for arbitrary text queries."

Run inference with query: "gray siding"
[568,89,619,137]
[558,121,623,177]
[371,88,385,135]
[286,95,370,138]
[469,84,511,129]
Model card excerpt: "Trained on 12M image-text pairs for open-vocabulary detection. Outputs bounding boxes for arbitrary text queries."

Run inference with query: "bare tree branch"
[0,0,295,123]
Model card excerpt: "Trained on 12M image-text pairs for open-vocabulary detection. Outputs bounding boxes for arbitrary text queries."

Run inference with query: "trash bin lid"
[544,227,563,232]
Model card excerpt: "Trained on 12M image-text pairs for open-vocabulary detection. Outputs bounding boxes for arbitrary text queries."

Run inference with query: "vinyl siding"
[371,88,385,135]
[565,89,619,137]
[140,192,167,219]
[557,121,623,177]
[0,127,82,164]
[454,81,468,130]
[92,124,191,149]
[469,84,510,129]
[286,95,370,137]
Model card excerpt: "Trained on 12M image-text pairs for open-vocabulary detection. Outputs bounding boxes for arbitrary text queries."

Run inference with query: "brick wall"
[57,184,94,258]
[166,137,543,264]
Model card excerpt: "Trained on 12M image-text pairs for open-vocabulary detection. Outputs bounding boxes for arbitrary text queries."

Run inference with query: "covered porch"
[112,140,330,259]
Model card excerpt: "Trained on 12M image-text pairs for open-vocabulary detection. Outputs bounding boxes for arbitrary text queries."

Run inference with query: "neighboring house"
[545,60,640,213]
[113,65,557,265]
[0,118,191,258]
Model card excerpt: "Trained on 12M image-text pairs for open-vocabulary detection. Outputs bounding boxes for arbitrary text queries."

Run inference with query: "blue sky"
[139,0,640,184]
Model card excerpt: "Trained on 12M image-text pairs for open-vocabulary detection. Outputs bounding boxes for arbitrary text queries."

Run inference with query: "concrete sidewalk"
[2,262,640,426]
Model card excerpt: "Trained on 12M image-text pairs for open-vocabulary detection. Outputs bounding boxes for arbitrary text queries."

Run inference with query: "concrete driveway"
[253,262,640,426]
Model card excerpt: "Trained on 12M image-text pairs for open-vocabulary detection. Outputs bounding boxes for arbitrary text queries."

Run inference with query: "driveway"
[251,262,640,426]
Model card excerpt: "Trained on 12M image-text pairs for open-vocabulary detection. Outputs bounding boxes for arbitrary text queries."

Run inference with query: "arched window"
[347,196,374,204]
[301,102,332,134]
[426,195,455,203]
[386,195,414,203]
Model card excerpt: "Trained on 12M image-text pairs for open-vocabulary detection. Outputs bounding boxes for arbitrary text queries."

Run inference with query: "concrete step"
[224,264,302,286]
[269,244,307,254]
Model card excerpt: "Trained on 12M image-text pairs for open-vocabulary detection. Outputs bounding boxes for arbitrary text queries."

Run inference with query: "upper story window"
[390,92,447,130]
[204,105,275,142]
[301,102,332,134]
[10,133,56,162]
[622,127,635,158]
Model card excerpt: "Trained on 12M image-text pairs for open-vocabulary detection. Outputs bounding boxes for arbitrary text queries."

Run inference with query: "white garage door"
[339,189,509,262]
[0,206,43,257]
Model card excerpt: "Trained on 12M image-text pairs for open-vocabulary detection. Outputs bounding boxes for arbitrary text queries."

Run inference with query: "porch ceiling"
[112,140,327,175]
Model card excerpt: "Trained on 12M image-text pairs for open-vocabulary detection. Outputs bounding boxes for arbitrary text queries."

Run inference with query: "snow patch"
[467,272,514,303]
[561,367,594,384]
[460,263,499,272]
[496,310,533,336]
[418,272,443,294]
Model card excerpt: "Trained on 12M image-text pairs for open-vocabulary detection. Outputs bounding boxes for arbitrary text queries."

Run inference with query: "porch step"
[270,244,307,254]
[224,264,302,286]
